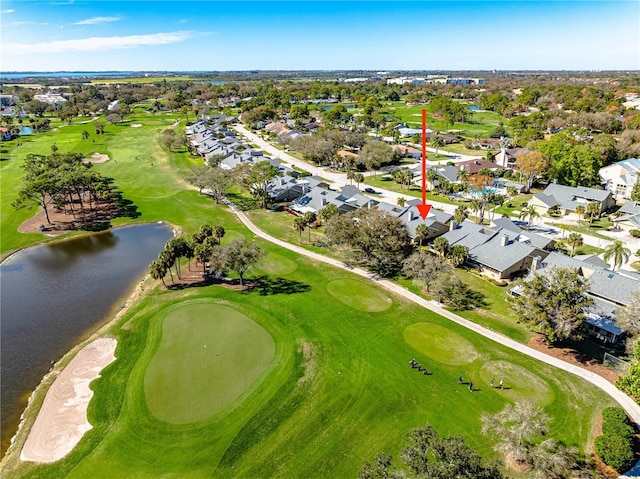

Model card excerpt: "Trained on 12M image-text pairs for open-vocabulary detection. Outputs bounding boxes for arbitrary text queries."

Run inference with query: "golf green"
[480,360,555,405]
[326,278,392,312]
[144,302,275,424]
[404,323,479,365]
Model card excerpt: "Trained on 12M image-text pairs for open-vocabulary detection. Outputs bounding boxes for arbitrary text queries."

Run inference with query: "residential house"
[388,199,453,242]
[266,175,328,202]
[494,147,525,169]
[456,159,505,176]
[489,217,555,256]
[514,252,640,344]
[530,183,616,217]
[599,158,640,200]
[291,188,367,215]
[392,145,421,159]
[426,165,459,190]
[438,220,546,280]
[0,127,16,141]
[612,201,640,231]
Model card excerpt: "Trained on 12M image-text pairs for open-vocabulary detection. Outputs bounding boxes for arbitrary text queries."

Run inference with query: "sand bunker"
[131,123,142,128]
[82,152,109,164]
[20,338,117,463]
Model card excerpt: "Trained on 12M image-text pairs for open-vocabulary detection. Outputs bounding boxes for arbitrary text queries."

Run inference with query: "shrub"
[595,434,635,472]
[630,229,640,238]
[595,407,636,473]
[602,407,630,424]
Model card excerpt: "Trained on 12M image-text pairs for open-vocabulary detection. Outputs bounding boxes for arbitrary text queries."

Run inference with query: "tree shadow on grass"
[250,275,311,296]
[226,192,259,211]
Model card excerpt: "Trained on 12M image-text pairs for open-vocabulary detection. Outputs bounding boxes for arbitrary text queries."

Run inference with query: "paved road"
[233,124,639,270]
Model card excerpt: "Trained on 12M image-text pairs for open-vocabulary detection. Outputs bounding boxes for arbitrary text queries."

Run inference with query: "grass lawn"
[0,109,617,478]
[3,245,613,478]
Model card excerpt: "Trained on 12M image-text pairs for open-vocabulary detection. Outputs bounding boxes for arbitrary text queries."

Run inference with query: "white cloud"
[74,16,121,25]
[6,31,192,54]
[2,9,16,13]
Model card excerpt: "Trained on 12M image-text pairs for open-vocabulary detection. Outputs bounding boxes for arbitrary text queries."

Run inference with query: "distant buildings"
[386,76,485,85]
[599,158,640,200]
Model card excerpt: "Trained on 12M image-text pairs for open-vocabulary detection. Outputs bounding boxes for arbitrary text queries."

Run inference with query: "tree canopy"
[510,267,593,344]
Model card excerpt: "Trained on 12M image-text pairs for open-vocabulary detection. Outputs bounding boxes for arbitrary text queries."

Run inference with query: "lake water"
[0,223,173,457]
[0,72,135,79]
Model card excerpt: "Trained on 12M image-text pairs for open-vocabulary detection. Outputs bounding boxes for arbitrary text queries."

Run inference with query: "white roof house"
[599,158,640,200]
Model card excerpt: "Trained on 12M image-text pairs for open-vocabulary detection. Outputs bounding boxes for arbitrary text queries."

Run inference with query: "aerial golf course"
[0,107,615,478]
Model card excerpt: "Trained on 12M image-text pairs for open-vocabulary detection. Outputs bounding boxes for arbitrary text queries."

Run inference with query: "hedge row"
[595,407,635,473]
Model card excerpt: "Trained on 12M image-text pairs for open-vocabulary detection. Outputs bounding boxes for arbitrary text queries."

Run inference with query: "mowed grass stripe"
[144,302,275,424]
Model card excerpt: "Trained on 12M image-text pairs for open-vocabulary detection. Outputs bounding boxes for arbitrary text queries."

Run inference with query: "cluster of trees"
[324,208,411,276]
[509,266,592,344]
[149,224,265,287]
[594,407,635,473]
[290,129,397,171]
[482,401,581,478]
[160,128,188,152]
[13,152,116,224]
[187,160,281,209]
[359,425,503,479]
[429,96,469,126]
[402,250,483,310]
[321,207,482,309]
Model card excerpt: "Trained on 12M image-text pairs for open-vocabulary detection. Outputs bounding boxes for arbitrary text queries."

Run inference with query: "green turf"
[0,107,617,479]
[144,302,275,424]
[404,323,479,365]
[326,278,392,312]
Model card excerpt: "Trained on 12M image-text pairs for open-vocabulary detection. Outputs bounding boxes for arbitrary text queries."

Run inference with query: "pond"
[0,223,173,457]
[19,127,33,135]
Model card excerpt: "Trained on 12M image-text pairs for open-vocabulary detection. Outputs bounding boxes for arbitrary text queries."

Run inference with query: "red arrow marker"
[417,108,432,220]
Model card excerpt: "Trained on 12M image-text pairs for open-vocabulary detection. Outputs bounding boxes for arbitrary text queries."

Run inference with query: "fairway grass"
[404,322,479,365]
[0,107,618,478]
[326,278,392,312]
[144,301,276,424]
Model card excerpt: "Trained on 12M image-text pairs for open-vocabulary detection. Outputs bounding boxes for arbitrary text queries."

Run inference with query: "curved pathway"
[227,202,640,426]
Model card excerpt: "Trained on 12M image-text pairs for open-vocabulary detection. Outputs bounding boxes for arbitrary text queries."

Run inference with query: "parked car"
[364,187,377,194]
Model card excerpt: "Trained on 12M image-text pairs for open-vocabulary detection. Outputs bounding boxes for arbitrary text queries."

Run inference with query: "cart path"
[227,201,640,428]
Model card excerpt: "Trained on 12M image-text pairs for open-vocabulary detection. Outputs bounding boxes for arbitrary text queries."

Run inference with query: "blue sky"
[1,1,638,71]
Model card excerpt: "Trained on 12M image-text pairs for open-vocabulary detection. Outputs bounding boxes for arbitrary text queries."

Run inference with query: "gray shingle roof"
[588,270,640,307]
[534,184,612,212]
[619,201,640,215]
[469,235,537,272]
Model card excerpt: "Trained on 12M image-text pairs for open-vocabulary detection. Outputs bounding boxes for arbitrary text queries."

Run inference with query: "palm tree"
[293,216,306,243]
[447,245,468,267]
[603,240,631,271]
[302,212,316,242]
[430,135,445,156]
[426,168,438,192]
[518,205,540,230]
[214,225,226,245]
[586,202,600,229]
[453,205,468,225]
[456,168,469,184]
[469,199,482,223]
[575,205,585,226]
[565,232,583,257]
[149,260,167,287]
[355,173,364,188]
[346,170,356,185]
[397,197,406,207]
[414,223,429,247]
[433,237,449,257]
[81,130,90,140]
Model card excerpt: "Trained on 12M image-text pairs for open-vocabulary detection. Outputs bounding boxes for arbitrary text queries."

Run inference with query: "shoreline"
[20,337,118,463]
[1,239,165,466]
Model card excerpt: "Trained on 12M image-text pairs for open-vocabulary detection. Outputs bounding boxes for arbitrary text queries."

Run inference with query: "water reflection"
[0,223,172,457]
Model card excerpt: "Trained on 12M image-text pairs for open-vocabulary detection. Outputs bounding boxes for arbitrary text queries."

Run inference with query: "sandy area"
[82,152,109,164]
[131,123,142,128]
[20,338,117,463]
